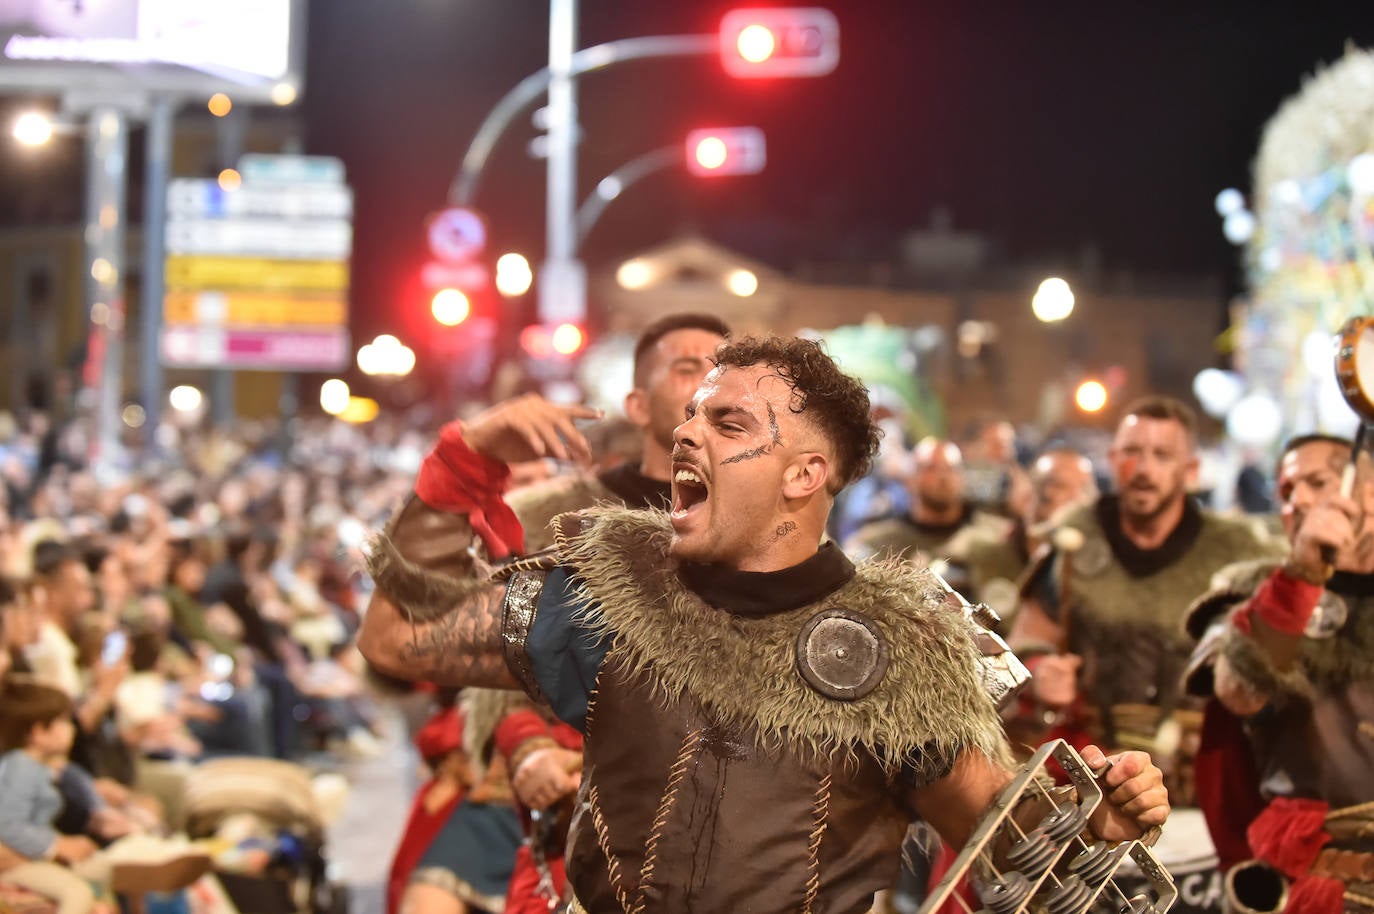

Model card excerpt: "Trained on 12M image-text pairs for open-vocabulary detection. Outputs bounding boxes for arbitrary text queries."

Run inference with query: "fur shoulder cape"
[507,473,618,553]
[554,506,1008,775]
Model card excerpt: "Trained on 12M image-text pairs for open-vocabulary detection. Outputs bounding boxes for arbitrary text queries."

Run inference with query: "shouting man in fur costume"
[495,312,729,913]
[1183,434,1374,914]
[359,336,1170,914]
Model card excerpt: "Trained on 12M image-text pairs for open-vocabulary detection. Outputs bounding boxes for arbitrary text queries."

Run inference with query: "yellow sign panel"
[164,292,346,327]
[165,255,349,292]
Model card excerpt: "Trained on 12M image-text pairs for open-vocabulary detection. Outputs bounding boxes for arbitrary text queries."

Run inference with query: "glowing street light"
[616,259,654,290]
[495,253,533,297]
[357,334,416,377]
[1032,277,1075,323]
[207,93,233,117]
[168,385,203,413]
[727,268,758,297]
[12,111,54,147]
[321,379,351,415]
[271,82,299,106]
[217,168,242,192]
[551,323,585,355]
[1075,379,1108,413]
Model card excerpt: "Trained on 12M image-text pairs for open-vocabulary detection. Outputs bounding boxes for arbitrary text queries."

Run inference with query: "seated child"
[0,678,209,914]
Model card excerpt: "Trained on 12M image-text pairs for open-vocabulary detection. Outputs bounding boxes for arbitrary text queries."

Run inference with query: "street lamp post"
[575,145,679,250]
[541,0,582,324]
[139,96,176,448]
[86,106,129,480]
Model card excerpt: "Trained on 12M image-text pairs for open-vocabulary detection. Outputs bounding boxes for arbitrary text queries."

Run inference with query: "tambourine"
[1323,317,1374,569]
[1335,315,1374,422]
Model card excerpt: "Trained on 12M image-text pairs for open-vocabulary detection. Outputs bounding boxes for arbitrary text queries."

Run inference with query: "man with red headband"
[1184,433,1374,914]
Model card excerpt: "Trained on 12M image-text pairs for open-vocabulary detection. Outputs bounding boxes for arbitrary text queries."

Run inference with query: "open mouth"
[671,465,710,518]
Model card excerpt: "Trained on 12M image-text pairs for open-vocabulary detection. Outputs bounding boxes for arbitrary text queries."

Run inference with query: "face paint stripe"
[721,444,774,465]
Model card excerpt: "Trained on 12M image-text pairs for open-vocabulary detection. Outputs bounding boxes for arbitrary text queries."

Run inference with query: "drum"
[1104,808,1222,913]
[1335,316,1374,422]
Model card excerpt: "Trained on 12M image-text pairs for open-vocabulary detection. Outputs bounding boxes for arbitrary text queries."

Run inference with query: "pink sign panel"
[162,326,349,371]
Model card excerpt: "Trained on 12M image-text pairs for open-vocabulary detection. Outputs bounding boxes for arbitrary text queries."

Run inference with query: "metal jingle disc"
[1006,827,1058,878]
[1067,842,1117,885]
[1306,591,1349,639]
[1119,895,1156,914]
[980,871,1033,914]
[1044,876,1095,914]
[795,608,890,700]
[1041,803,1090,843]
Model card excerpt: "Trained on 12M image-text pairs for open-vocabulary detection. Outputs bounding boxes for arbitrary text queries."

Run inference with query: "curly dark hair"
[712,336,880,493]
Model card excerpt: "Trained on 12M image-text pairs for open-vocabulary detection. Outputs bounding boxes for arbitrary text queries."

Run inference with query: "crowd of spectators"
[0,408,435,912]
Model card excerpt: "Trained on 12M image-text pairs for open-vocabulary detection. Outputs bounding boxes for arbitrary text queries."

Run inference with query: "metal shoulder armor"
[930,570,1032,710]
[494,548,560,703]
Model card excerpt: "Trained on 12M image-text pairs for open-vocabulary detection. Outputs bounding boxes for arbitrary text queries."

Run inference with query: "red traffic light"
[685,127,767,177]
[431,288,471,326]
[720,8,840,78]
[521,323,586,359]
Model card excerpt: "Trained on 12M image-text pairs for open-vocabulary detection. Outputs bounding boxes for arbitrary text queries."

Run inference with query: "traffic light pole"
[449,33,714,206]
[575,145,679,250]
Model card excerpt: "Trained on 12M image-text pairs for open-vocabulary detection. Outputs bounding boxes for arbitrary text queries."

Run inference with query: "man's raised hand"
[464,394,603,465]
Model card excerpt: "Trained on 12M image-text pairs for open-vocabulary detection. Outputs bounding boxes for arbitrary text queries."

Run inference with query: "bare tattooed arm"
[357,496,521,689]
[358,582,519,689]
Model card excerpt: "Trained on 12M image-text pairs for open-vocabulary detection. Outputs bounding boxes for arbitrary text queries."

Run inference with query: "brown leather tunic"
[517,508,1010,914]
[568,666,911,914]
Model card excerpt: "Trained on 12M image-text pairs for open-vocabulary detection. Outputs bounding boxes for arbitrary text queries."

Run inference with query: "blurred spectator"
[844,437,1011,594]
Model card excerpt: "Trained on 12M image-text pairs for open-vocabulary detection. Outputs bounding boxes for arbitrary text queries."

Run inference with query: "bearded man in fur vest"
[1008,396,1282,796]
[359,336,1170,914]
[1183,434,1374,914]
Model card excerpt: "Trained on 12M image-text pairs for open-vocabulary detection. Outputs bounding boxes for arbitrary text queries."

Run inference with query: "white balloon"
[1193,368,1244,418]
[1226,393,1283,447]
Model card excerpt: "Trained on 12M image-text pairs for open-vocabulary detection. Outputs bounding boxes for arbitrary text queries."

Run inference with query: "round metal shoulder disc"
[796,608,890,701]
[1071,537,1112,578]
[1307,591,1349,639]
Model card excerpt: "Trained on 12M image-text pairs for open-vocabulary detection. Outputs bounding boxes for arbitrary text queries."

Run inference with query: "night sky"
[300,1,1374,340]
[3,2,1373,344]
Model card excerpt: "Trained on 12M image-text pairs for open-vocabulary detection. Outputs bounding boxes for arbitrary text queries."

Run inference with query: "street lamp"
[357,334,417,377]
[495,253,533,297]
[1075,379,1108,413]
[1032,277,1075,323]
[321,379,351,415]
[727,269,758,297]
[616,259,654,290]
[168,385,204,413]
[12,111,55,147]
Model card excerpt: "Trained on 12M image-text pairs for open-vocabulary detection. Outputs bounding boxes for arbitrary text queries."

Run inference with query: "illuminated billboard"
[0,0,303,102]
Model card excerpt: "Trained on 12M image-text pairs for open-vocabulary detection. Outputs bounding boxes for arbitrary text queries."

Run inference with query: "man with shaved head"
[844,437,1010,580]
[957,446,1098,616]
